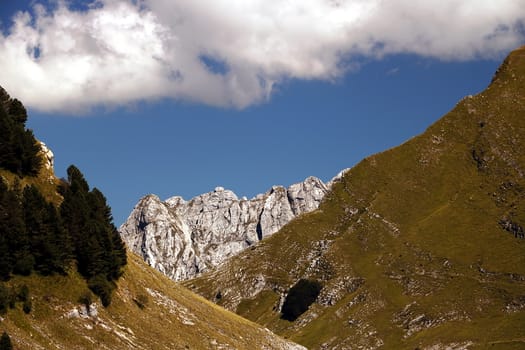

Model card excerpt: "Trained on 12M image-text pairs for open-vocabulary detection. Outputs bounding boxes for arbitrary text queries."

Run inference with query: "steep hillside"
[0,253,305,349]
[186,46,525,349]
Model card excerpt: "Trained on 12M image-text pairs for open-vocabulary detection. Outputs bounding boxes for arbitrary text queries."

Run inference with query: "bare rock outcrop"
[119,175,339,281]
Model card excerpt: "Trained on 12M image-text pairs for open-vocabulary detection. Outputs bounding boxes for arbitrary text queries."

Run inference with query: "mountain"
[119,175,340,281]
[0,88,305,349]
[185,46,525,349]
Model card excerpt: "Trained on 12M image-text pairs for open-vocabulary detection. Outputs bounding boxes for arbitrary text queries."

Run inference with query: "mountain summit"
[119,175,342,281]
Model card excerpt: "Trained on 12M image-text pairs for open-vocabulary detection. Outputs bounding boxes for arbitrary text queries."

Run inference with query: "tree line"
[0,165,127,306]
[0,87,126,306]
[0,87,41,177]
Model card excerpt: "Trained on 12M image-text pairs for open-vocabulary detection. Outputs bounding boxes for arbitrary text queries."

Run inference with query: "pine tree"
[1,181,33,276]
[60,165,127,306]
[20,129,42,176]
[8,98,27,124]
[0,179,12,280]
[0,331,12,350]
[0,91,41,176]
[88,188,127,280]
[60,166,90,270]
[0,107,18,173]
[44,202,73,273]
[23,185,72,275]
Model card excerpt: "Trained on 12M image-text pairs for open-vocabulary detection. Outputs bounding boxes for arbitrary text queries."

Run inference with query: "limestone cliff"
[119,175,337,281]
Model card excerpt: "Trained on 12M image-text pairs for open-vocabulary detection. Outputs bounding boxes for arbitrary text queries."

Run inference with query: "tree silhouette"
[0,331,12,350]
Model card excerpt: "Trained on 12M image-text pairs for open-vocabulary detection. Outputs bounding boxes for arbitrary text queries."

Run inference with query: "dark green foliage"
[0,89,41,176]
[60,165,127,306]
[0,178,74,279]
[88,274,114,307]
[12,254,34,276]
[22,185,72,275]
[0,283,29,315]
[0,332,12,350]
[281,279,322,321]
[8,98,27,124]
[0,86,127,307]
[0,236,8,281]
[0,178,25,280]
[17,285,29,303]
[0,165,127,307]
[22,299,32,314]
[0,283,9,315]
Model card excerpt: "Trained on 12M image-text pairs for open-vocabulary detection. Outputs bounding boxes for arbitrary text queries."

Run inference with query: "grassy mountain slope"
[186,46,525,349]
[1,253,304,349]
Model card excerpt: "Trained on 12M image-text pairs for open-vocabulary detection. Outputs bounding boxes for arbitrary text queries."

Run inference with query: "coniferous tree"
[0,90,41,176]
[44,202,73,273]
[60,165,127,306]
[1,182,33,276]
[0,283,9,315]
[88,188,127,279]
[19,129,42,176]
[0,179,12,280]
[0,108,18,173]
[0,236,9,281]
[23,185,72,275]
[0,331,12,350]
[8,98,27,124]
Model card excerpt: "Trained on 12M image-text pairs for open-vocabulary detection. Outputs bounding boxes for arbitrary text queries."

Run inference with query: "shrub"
[17,285,29,302]
[0,332,12,350]
[133,293,149,309]
[22,299,32,314]
[88,275,114,307]
[0,284,8,315]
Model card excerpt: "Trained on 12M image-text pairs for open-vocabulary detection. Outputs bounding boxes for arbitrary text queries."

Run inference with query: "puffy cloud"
[0,0,524,113]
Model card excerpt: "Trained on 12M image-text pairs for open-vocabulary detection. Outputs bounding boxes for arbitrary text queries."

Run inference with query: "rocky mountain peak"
[119,174,342,281]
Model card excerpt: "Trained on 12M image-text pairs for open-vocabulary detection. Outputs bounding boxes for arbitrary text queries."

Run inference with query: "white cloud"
[0,0,524,113]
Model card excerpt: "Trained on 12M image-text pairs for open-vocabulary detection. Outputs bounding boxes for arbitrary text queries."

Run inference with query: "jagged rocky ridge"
[119,174,346,281]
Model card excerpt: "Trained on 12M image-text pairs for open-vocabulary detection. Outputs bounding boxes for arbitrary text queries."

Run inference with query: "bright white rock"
[119,175,338,281]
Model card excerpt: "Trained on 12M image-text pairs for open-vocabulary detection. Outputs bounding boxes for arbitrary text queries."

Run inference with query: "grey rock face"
[119,176,334,281]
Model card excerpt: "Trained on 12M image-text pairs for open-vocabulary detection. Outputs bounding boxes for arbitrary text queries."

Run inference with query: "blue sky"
[1,1,524,225]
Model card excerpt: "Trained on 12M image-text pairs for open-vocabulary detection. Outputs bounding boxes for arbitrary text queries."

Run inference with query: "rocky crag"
[119,174,346,281]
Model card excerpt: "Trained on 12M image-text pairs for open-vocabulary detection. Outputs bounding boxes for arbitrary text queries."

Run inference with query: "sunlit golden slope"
[0,253,305,349]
